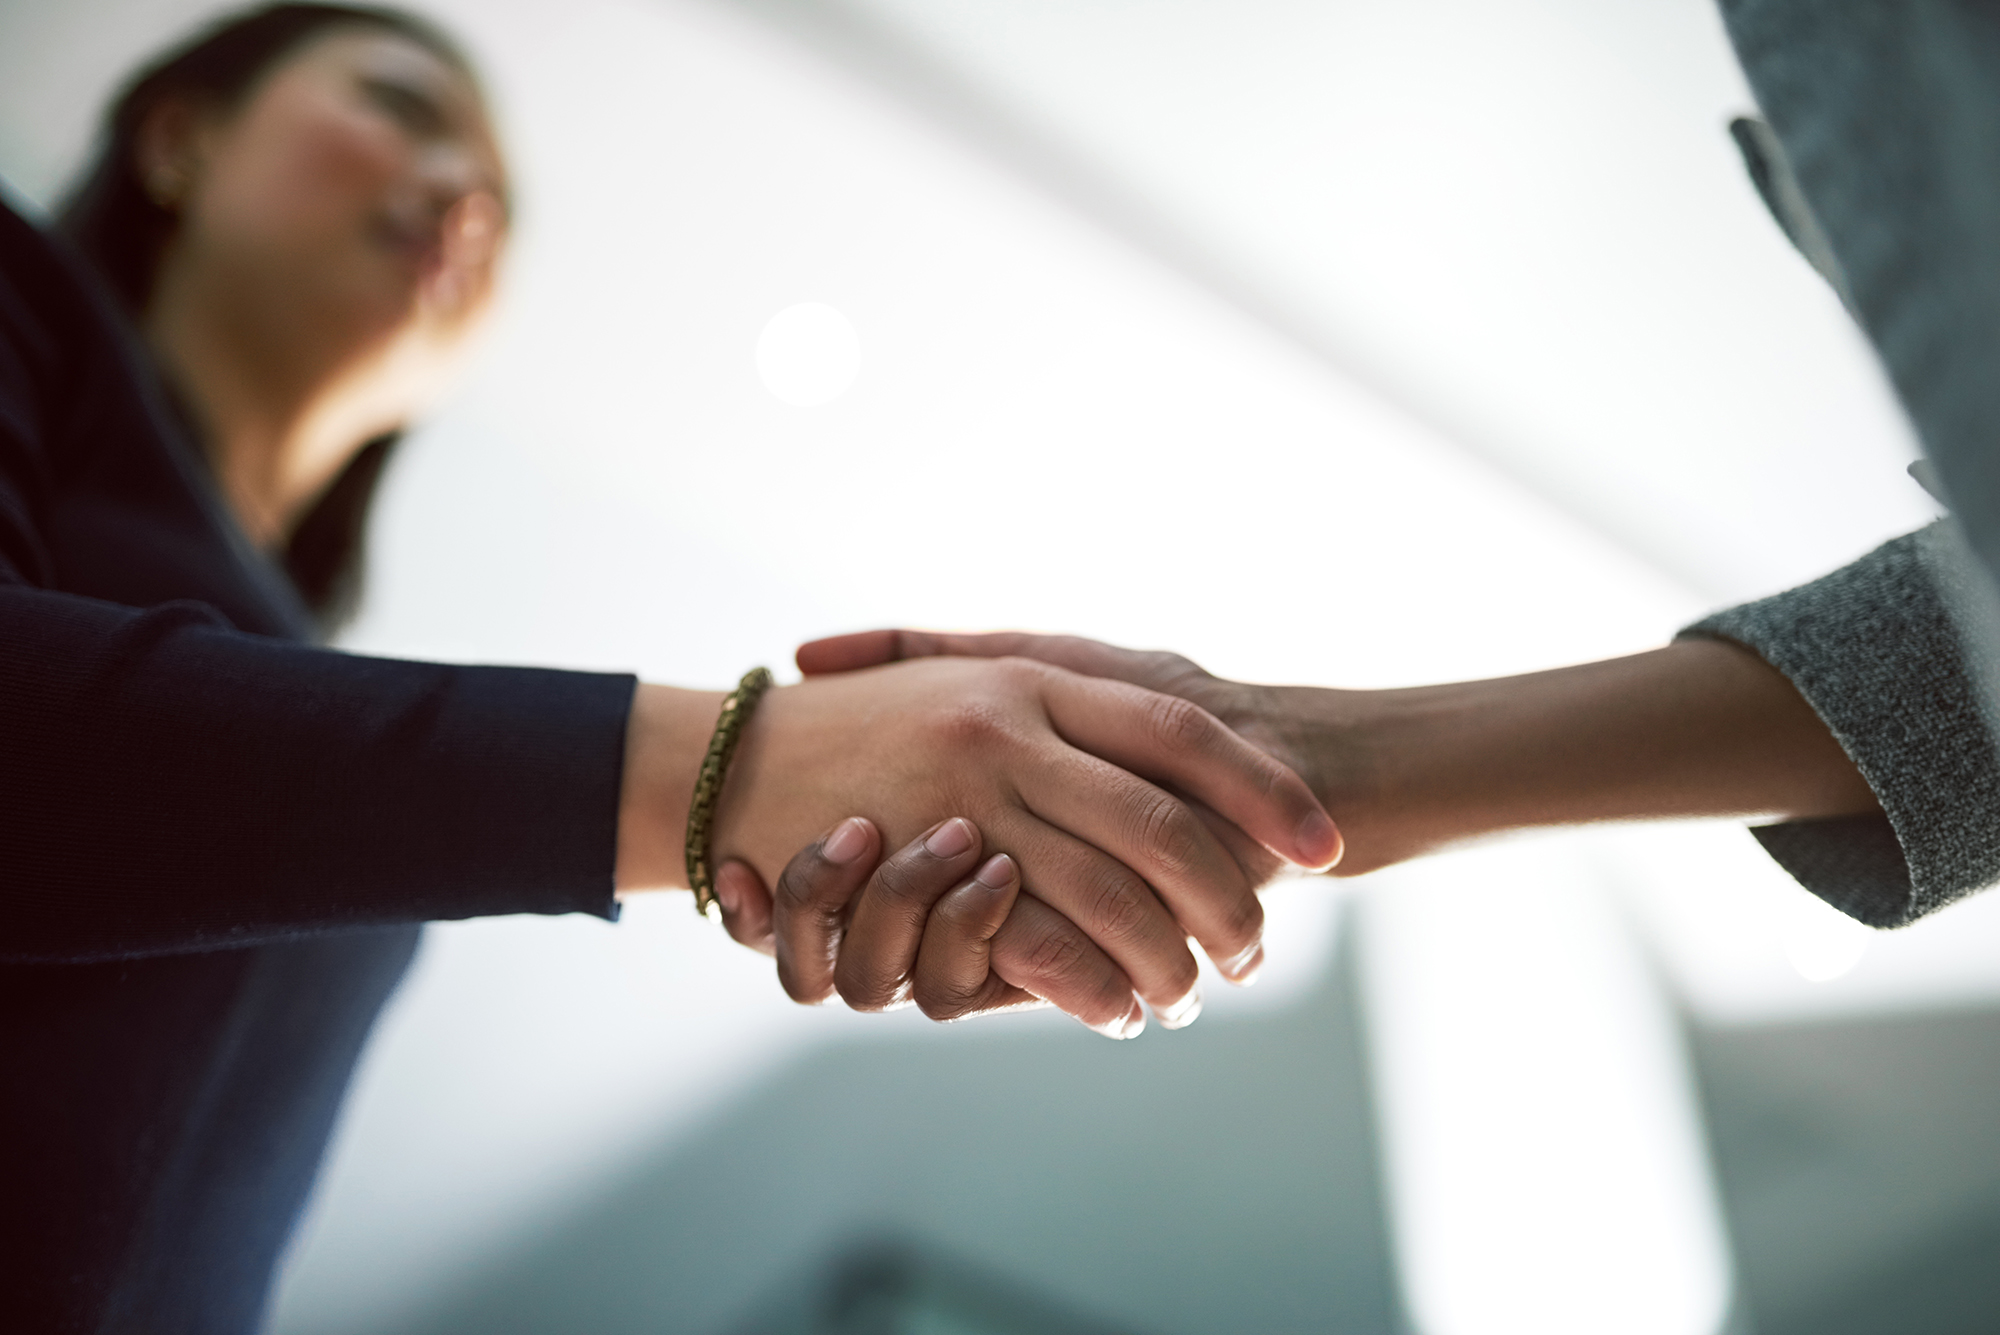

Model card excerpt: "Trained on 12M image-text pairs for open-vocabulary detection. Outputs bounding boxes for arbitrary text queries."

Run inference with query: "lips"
[371,190,502,283]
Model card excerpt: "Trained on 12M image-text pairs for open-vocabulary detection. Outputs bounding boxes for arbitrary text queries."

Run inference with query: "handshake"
[617,630,1350,1039]
[617,626,1874,1037]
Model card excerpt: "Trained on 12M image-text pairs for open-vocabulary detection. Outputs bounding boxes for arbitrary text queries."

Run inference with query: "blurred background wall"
[6,1,2000,1331]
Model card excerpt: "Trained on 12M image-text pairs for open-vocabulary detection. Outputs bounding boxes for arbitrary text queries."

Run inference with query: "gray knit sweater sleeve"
[1679,523,2000,927]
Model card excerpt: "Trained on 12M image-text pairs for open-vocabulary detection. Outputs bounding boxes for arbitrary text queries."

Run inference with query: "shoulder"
[0,191,133,415]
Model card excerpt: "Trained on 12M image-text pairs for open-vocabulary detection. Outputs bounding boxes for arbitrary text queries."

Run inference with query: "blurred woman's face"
[144,26,507,399]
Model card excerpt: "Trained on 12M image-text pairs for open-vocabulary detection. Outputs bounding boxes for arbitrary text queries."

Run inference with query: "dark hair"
[57,4,480,632]
[59,3,473,313]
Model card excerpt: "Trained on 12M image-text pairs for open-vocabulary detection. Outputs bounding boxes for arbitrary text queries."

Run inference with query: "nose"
[440,189,504,271]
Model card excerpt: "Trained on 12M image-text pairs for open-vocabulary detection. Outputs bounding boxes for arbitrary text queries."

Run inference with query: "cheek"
[200,100,406,261]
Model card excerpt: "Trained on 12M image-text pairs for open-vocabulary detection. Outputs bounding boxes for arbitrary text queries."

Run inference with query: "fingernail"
[1159,987,1203,1029]
[1224,943,1266,987]
[1296,810,1341,867]
[823,818,870,865]
[973,854,1014,889]
[925,817,975,859]
[1118,1002,1147,1040]
[714,867,740,917]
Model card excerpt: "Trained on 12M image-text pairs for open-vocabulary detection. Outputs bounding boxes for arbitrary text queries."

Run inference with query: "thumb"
[714,859,776,955]
[796,629,912,676]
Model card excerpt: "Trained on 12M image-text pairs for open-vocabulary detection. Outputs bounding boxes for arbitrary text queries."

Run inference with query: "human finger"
[908,852,1022,1020]
[771,817,881,1005]
[1042,670,1341,871]
[1015,740,1267,987]
[987,892,1149,1037]
[994,807,1206,1023]
[797,635,1335,874]
[713,858,776,955]
[1181,796,1282,984]
[835,818,986,1012]
[798,628,1184,688]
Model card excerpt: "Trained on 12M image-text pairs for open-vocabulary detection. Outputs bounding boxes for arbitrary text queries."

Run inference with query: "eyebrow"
[352,44,512,209]
[361,73,446,124]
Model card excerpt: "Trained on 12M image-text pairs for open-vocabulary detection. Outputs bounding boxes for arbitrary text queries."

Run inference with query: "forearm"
[616,678,897,898]
[1287,638,1878,875]
[0,587,636,960]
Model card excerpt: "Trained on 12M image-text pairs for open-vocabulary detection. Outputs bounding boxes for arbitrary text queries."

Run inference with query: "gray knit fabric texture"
[1681,523,2000,927]
[1721,1,2000,663]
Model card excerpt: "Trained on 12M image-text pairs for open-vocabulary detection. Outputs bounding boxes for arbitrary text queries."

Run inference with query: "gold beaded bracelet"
[685,666,775,921]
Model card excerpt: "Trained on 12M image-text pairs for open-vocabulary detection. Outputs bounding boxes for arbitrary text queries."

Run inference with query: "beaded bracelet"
[685,666,775,920]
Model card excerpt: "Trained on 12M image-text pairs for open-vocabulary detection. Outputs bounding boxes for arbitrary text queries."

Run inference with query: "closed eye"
[359,75,447,137]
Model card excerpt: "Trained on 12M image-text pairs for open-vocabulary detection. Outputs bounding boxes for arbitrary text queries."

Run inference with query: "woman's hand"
[796,630,1336,798]
[797,629,1883,877]
[616,656,1340,1023]
[711,816,1155,1037]
[795,631,1353,886]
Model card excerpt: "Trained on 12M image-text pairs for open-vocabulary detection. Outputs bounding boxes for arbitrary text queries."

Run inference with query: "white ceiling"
[725,0,1938,603]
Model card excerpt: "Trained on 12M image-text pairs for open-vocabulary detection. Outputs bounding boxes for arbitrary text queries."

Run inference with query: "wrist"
[703,679,809,884]
[1298,643,1880,876]
[1249,683,1422,876]
[614,682,727,895]
[703,678,877,887]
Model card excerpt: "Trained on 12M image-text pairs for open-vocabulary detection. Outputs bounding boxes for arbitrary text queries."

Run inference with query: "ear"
[133,95,211,210]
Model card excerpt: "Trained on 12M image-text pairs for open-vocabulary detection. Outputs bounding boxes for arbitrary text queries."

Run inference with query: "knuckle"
[1084,867,1154,948]
[1143,692,1213,754]
[991,656,1048,691]
[1134,791,1204,882]
[774,851,831,914]
[1014,916,1088,982]
[913,972,986,1022]
[834,961,905,1013]
[994,914,1130,1023]
[932,889,986,935]
[773,866,814,914]
[932,699,1011,751]
[869,855,929,908]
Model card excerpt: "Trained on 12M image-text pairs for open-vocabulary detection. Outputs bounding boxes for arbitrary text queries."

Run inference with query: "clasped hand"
[670,653,1341,1037]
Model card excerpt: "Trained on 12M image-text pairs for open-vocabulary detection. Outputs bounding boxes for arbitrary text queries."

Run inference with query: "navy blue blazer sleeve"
[0,199,634,963]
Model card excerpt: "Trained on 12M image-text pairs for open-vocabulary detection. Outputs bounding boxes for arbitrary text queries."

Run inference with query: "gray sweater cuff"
[1679,524,2000,926]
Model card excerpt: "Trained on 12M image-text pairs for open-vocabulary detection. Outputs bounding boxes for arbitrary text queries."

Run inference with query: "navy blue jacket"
[0,196,636,1332]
